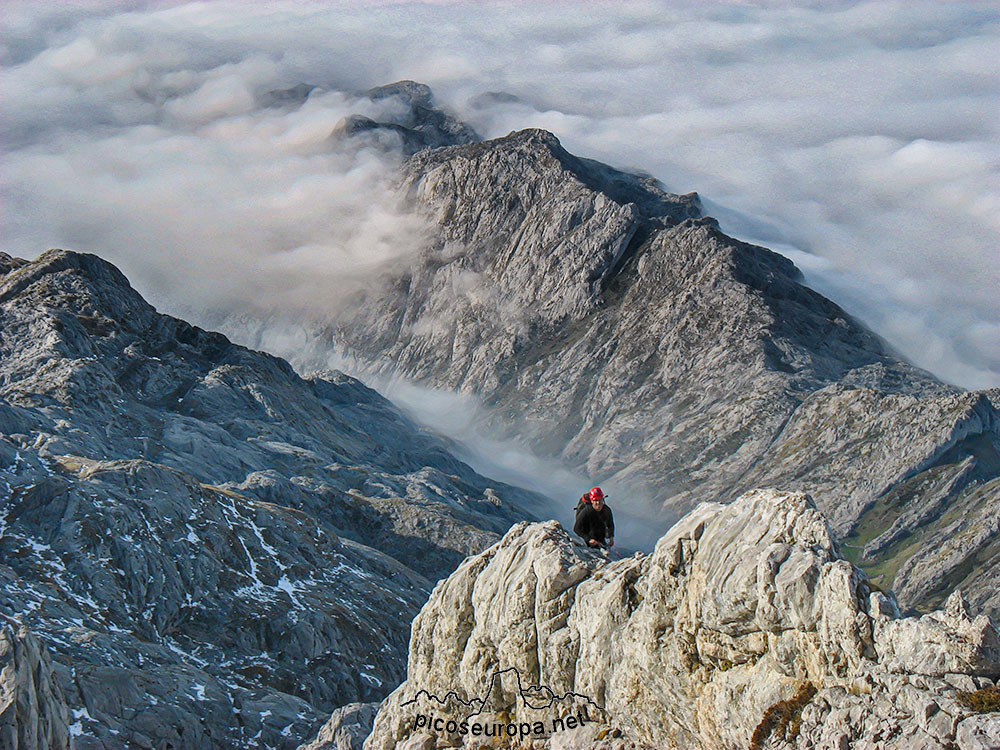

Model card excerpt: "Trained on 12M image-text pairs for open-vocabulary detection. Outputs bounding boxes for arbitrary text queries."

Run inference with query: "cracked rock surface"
[0,620,70,750]
[323,113,1000,620]
[0,249,543,749]
[362,490,1000,750]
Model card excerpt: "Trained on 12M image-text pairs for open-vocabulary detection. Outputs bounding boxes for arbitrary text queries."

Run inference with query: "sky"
[2,0,998,390]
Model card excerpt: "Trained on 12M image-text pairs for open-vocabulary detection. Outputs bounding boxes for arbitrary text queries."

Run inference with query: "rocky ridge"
[321,101,1000,619]
[0,249,543,748]
[360,489,1000,750]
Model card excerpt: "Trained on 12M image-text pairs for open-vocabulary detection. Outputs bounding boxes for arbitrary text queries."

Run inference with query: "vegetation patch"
[957,686,1000,713]
[750,681,817,750]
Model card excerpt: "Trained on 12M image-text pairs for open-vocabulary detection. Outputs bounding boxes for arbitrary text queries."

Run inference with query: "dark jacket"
[574,501,614,546]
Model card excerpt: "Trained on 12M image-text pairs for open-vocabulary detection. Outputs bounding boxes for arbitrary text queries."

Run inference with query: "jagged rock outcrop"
[321,116,1000,618]
[260,83,318,109]
[331,81,478,156]
[261,79,477,156]
[0,437,427,749]
[0,620,70,750]
[0,249,544,748]
[363,490,1000,750]
[298,702,378,750]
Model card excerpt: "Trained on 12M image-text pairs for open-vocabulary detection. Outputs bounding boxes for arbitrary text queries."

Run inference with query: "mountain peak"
[0,251,28,277]
[331,80,478,155]
[363,488,1000,750]
[367,79,435,108]
[407,127,701,226]
[0,248,136,302]
[498,126,563,148]
[0,248,549,747]
[329,115,1000,619]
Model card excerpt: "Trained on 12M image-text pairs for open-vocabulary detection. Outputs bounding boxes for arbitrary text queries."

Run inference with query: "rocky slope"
[321,102,1000,619]
[0,249,543,748]
[0,619,70,750]
[359,489,1000,750]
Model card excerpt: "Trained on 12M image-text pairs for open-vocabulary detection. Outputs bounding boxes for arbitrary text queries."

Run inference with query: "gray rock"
[331,80,478,156]
[322,120,1000,619]
[0,249,546,748]
[0,249,544,578]
[0,441,423,749]
[260,83,318,109]
[956,713,1000,750]
[363,490,1000,750]
[298,702,378,750]
[0,619,70,750]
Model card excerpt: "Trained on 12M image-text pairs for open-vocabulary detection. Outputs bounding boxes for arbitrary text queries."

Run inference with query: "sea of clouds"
[2,0,998,395]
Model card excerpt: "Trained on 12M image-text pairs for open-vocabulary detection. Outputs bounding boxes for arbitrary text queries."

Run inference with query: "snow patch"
[276,574,302,607]
[360,671,382,687]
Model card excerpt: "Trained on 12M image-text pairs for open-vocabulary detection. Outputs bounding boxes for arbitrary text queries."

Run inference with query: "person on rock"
[574,486,614,549]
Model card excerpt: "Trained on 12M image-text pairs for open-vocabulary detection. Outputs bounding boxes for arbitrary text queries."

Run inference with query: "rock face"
[262,79,478,156]
[297,702,378,750]
[323,117,1000,619]
[0,249,544,748]
[364,490,1000,750]
[0,620,70,750]
[331,81,478,156]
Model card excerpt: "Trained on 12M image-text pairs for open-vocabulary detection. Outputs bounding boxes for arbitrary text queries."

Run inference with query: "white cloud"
[1,0,998,388]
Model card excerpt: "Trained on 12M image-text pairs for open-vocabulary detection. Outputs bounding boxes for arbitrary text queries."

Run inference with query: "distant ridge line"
[401,665,606,720]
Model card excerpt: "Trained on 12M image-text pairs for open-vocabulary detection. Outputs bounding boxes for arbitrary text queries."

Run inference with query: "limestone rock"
[0,620,70,750]
[298,702,378,750]
[323,113,1000,619]
[0,249,544,748]
[363,490,1000,750]
[957,713,1000,750]
[0,248,545,580]
[331,80,478,156]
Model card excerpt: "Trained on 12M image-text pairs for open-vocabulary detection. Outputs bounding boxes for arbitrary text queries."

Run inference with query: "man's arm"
[605,507,615,546]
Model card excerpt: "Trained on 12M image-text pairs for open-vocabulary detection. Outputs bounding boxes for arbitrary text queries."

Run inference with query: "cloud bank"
[2,0,998,391]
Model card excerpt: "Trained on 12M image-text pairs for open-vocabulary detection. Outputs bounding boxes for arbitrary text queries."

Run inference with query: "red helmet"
[589,487,605,502]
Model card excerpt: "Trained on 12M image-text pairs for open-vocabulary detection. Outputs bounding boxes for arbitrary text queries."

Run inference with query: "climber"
[573,487,615,549]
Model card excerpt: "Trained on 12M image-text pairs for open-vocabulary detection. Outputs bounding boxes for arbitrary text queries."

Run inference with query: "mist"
[221,317,668,550]
[1,5,436,318]
[2,1,998,519]
[371,379,670,553]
